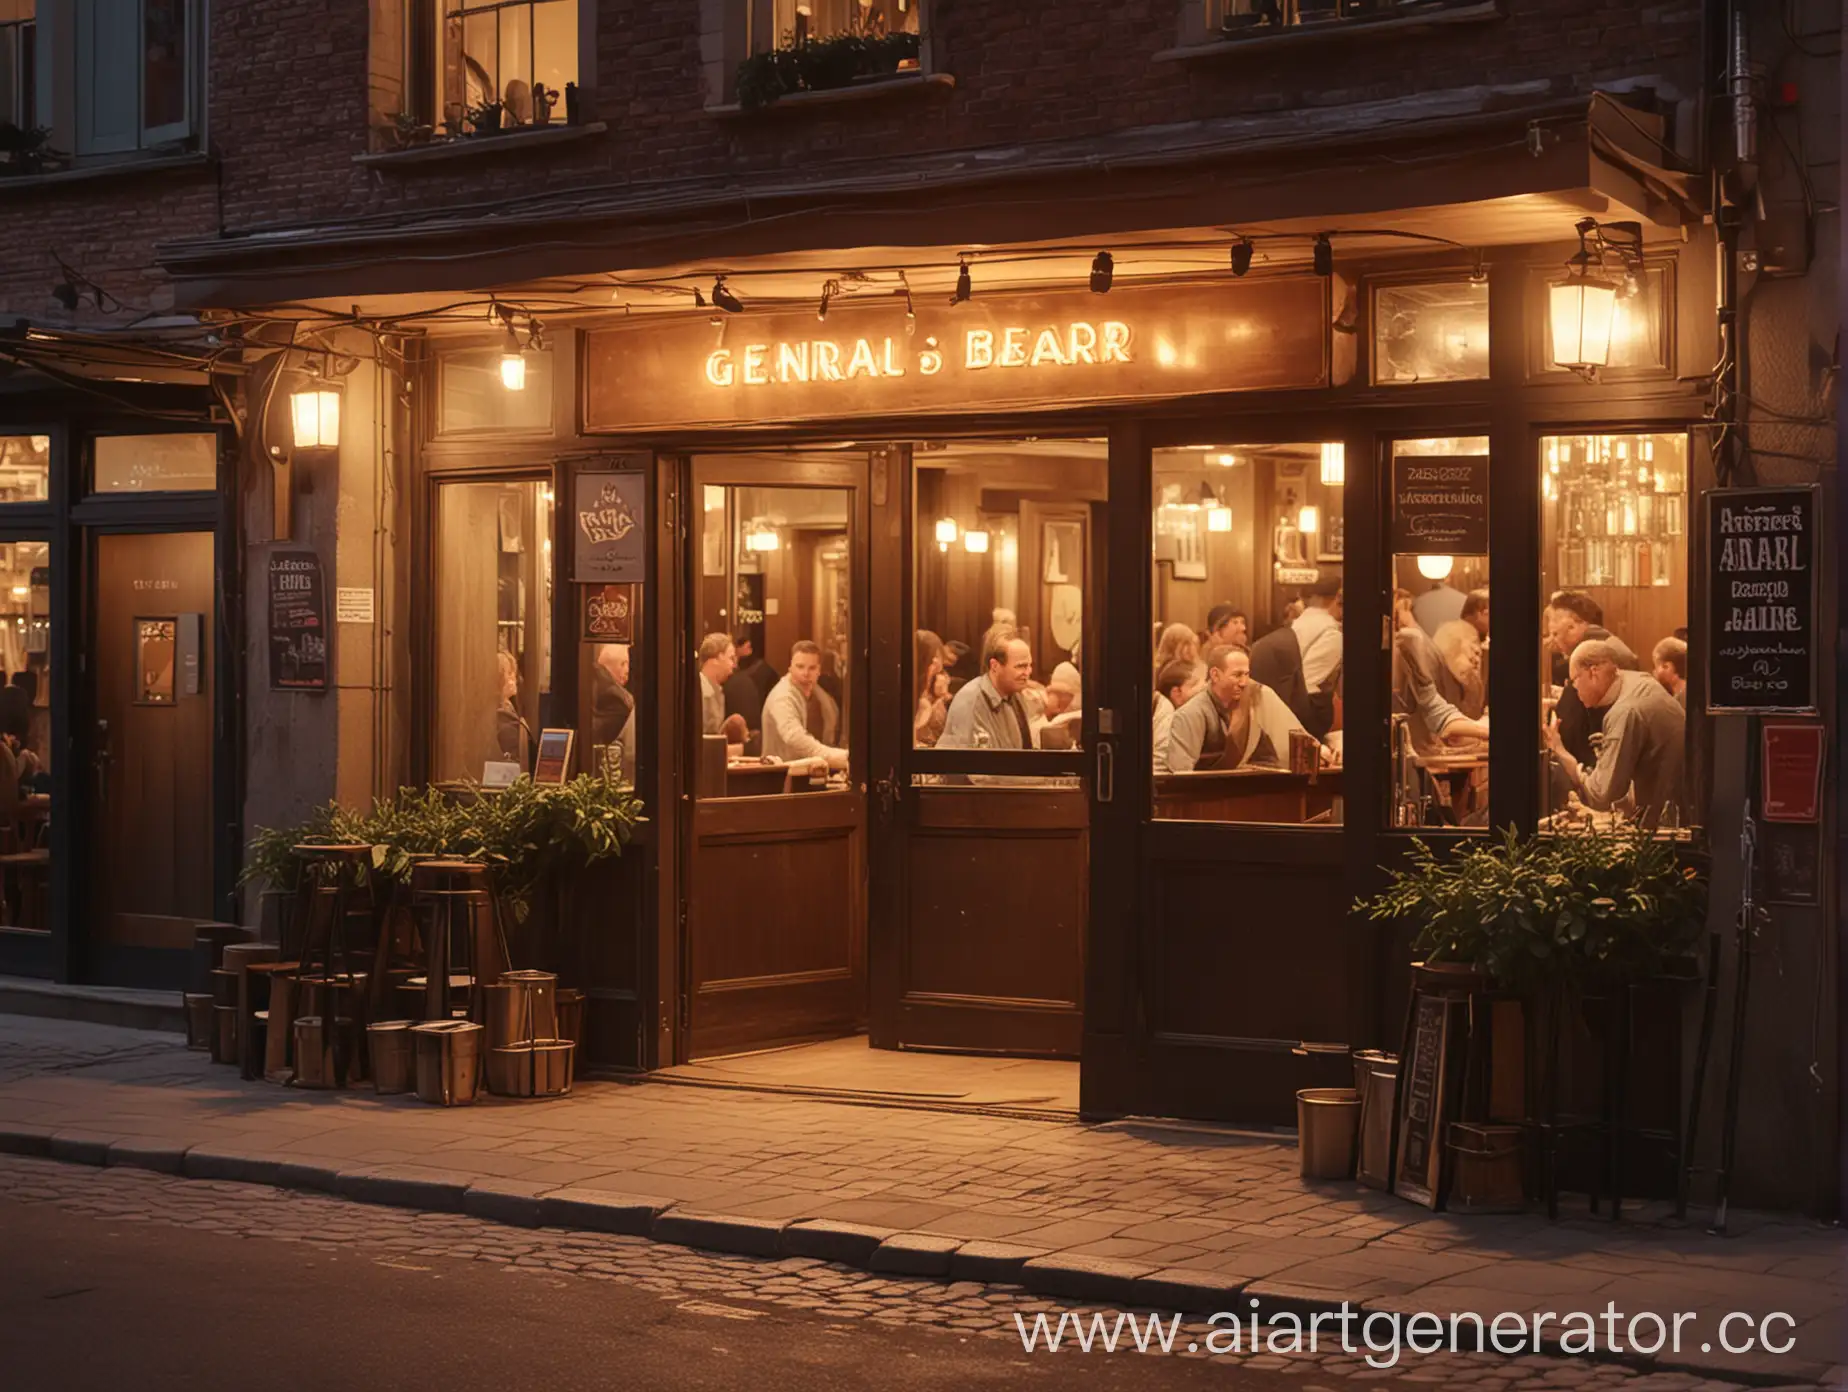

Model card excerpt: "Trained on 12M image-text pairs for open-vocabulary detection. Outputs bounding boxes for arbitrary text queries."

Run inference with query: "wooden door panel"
[93,532,214,945]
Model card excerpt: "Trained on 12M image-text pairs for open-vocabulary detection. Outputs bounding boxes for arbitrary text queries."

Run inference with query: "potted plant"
[0,122,63,176]
[466,100,504,137]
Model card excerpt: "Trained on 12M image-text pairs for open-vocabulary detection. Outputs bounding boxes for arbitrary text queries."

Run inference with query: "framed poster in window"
[533,728,575,786]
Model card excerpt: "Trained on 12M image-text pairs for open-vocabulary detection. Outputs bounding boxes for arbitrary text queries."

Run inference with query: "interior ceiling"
[289,189,1668,330]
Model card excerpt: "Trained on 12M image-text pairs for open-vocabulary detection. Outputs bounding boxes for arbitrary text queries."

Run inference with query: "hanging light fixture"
[744,521,780,552]
[934,517,958,551]
[1089,251,1114,294]
[1207,501,1232,532]
[963,528,990,554]
[1319,442,1345,486]
[499,324,527,391]
[289,383,341,448]
[1548,218,1622,377]
[817,278,837,321]
[1312,233,1333,277]
[1416,554,1455,581]
[1230,239,1254,277]
[1297,504,1320,536]
[953,260,972,304]
[712,277,744,314]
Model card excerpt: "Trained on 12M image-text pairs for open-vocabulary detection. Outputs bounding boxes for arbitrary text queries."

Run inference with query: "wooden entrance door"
[681,454,869,1058]
[867,441,1104,1057]
[89,531,215,953]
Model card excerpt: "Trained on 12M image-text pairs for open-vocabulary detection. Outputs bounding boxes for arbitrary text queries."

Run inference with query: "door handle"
[874,771,903,819]
[1095,740,1114,804]
[93,719,111,803]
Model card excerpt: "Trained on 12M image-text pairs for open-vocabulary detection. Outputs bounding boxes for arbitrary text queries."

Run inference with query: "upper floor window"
[1205,0,1483,38]
[0,2,35,130]
[75,0,196,154]
[425,0,577,134]
[772,0,917,44]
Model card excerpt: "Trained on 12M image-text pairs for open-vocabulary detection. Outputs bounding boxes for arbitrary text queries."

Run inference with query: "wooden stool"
[412,860,510,1026]
[240,960,299,1081]
[290,844,376,1086]
[224,941,279,1079]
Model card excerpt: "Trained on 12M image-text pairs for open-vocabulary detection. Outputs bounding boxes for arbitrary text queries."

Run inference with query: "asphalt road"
[0,1197,1291,1392]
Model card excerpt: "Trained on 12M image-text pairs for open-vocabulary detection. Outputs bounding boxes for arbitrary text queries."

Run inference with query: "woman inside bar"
[914,629,944,746]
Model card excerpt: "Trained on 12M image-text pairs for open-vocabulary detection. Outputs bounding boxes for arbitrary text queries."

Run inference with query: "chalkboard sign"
[1390,455,1489,556]
[583,583,635,642]
[268,550,328,693]
[1393,992,1463,1208]
[1706,486,1819,714]
[574,471,647,583]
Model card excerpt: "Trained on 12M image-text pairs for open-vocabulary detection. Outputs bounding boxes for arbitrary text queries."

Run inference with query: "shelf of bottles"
[1544,433,1686,589]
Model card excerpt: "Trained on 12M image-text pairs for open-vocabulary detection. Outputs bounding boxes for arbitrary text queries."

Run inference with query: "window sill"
[0,149,210,191]
[355,121,608,169]
[707,71,956,118]
[1153,0,1501,62]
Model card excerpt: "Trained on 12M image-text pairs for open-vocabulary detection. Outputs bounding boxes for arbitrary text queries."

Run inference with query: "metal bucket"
[293,1016,335,1089]
[499,970,558,1041]
[1296,1086,1362,1181]
[1351,1048,1392,1094]
[555,989,585,1048]
[487,1043,536,1098]
[183,993,214,1050]
[210,1005,239,1063]
[367,1021,416,1095]
[532,1039,575,1098]
[412,1020,482,1106]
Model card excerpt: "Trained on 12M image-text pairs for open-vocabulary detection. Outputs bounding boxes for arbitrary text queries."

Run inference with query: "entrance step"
[0,975,184,1034]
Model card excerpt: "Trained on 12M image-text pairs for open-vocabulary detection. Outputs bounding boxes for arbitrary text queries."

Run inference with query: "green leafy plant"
[735,32,922,110]
[0,122,65,176]
[1357,826,1707,996]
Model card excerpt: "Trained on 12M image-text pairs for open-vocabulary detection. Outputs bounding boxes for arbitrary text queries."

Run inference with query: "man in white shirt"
[1292,578,1342,738]
[762,640,848,769]
[695,632,747,743]
[1152,658,1204,775]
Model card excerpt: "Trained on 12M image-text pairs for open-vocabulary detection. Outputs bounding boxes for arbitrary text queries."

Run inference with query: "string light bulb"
[953,260,972,304]
[499,327,526,391]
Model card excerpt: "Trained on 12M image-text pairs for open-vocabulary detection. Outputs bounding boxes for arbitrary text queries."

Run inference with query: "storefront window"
[1539,432,1691,833]
[92,433,216,494]
[1373,279,1490,385]
[693,474,852,798]
[438,348,555,435]
[1387,436,1491,829]
[911,440,1098,783]
[1149,442,1343,825]
[0,436,48,504]
[0,540,50,929]
[431,477,553,783]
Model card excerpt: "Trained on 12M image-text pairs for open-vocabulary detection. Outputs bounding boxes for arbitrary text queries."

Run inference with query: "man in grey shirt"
[762,640,848,769]
[939,636,1035,753]
[1543,639,1686,826]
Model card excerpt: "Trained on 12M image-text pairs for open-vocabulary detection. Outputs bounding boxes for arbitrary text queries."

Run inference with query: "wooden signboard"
[584,279,1332,431]
[1390,455,1490,556]
[1706,486,1820,714]
[267,550,328,693]
[1393,993,1464,1208]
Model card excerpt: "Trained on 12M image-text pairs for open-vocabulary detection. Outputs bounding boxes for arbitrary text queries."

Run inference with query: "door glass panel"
[0,538,49,929]
[912,439,1099,783]
[1539,431,1691,832]
[1150,443,1342,824]
[431,478,553,784]
[693,469,852,799]
[93,433,217,494]
[1387,436,1491,829]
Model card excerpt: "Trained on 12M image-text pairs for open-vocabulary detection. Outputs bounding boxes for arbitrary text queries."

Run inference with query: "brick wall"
[0,0,1704,322]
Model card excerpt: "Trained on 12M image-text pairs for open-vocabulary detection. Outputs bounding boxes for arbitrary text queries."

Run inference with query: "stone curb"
[2,1141,1828,1388]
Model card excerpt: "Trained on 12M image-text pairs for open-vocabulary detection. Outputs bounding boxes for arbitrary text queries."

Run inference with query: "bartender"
[1166,645,1322,773]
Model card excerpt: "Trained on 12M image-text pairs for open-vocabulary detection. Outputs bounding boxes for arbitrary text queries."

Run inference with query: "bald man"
[1543,639,1685,825]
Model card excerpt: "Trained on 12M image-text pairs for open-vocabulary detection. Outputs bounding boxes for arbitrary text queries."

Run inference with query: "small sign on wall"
[336,587,375,624]
[1390,455,1490,556]
[1706,486,1820,714]
[268,550,328,693]
[582,584,635,642]
[574,472,647,583]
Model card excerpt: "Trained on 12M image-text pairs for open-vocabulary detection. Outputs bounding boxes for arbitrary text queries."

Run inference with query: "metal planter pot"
[1296,1086,1362,1180]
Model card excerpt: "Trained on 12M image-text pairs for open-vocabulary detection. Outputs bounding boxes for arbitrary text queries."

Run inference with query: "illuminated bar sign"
[584,279,1331,431]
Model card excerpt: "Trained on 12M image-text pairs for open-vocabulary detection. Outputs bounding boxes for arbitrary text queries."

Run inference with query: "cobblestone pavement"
[0,1013,1842,1388]
[0,1154,1820,1392]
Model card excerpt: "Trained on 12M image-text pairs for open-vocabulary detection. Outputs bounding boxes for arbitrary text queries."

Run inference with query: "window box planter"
[735,32,923,111]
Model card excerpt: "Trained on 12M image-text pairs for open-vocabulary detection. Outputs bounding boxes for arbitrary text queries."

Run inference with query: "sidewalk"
[0,1013,1841,1387]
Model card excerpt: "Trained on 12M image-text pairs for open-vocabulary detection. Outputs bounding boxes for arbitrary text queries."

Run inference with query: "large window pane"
[1151,442,1342,825]
[93,433,216,493]
[0,539,50,930]
[432,478,553,783]
[0,6,36,131]
[1387,436,1491,829]
[1540,432,1691,832]
[440,0,576,130]
[438,348,554,434]
[0,435,48,503]
[913,440,1097,781]
[142,0,186,131]
[693,472,852,798]
[773,0,918,43]
[1373,280,1489,385]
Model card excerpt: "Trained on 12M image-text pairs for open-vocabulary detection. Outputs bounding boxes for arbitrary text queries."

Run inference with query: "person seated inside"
[1544,639,1686,826]
[1152,658,1205,775]
[1202,603,1248,652]
[1154,622,1200,679]
[591,642,636,783]
[938,631,1034,753]
[696,632,749,745]
[1544,589,1637,766]
[1432,619,1487,720]
[762,640,848,771]
[1652,636,1688,709]
[494,650,528,766]
[1392,590,1489,756]
[1165,644,1326,773]
[1037,661,1083,748]
[723,631,777,746]
[914,630,944,746]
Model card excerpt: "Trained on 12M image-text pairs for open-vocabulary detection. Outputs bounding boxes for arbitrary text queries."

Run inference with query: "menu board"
[268,550,328,693]
[1706,487,1819,714]
[1390,455,1489,555]
[1393,992,1462,1209]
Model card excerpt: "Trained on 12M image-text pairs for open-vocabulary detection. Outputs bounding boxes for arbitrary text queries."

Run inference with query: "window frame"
[67,0,199,157]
